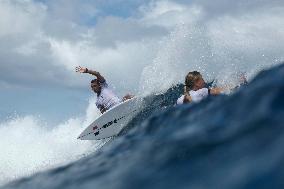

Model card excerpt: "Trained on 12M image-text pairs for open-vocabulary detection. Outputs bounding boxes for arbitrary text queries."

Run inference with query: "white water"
[139,2,284,94]
[0,97,106,186]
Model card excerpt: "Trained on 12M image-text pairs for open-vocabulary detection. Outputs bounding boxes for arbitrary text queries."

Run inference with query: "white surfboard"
[77,97,145,140]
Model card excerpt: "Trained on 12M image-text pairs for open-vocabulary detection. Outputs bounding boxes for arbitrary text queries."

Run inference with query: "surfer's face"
[91,82,101,93]
[194,77,205,90]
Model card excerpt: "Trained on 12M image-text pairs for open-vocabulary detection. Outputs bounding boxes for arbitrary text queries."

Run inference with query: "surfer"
[76,66,133,113]
[177,71,248,104]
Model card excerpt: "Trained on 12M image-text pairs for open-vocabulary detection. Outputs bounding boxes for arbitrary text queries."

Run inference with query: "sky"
[1,0,284,123]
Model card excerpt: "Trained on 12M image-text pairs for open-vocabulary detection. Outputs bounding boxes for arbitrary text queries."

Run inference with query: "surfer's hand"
[183,93,192,103]
[75,66,88,73]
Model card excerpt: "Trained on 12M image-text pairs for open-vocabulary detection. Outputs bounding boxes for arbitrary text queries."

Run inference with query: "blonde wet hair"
[184,71,203,94]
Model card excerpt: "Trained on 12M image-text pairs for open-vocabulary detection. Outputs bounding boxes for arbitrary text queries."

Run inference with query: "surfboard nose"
[77,135,82,140]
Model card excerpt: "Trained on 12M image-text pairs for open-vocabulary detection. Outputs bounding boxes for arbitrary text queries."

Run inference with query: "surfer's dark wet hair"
[184,71,202,92]
[91,79,98,84]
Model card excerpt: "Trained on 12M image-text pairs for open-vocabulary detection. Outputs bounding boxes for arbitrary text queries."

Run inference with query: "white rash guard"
[189,88,209,102]
[96,82,121,111]
[176,88,209,104]
[176,95,185,105]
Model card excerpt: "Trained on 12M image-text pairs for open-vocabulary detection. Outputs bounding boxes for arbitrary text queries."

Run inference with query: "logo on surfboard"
[93,126,98,130]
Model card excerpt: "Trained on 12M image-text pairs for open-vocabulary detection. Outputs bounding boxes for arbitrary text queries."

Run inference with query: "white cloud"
[0,0,284,94]
[140,0,186,19]
[0,0,167,91]
[0,0,45,37]
[140,1,204,28]
[91,16,167,47]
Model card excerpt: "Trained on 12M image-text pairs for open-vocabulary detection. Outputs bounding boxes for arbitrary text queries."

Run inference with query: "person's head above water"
[185,71,206,91]
[91,79,102,94]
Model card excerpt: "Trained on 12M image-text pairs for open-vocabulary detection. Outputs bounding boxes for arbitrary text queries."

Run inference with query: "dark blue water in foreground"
[3,64,284,189]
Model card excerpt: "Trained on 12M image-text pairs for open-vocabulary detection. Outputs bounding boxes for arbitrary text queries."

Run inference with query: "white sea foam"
[0,97,105,186]
[139,3,284,95]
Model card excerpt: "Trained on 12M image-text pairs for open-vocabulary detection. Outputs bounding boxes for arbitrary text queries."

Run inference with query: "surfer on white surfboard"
[76,66,133,114]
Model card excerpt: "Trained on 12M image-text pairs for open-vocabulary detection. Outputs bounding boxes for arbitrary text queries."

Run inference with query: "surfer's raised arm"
[75,66,106,83]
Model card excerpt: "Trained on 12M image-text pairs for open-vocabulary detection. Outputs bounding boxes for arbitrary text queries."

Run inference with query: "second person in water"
[177,71,247,104]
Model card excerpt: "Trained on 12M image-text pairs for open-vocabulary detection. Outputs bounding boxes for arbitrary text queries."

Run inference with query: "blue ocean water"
[3,63,284,189]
